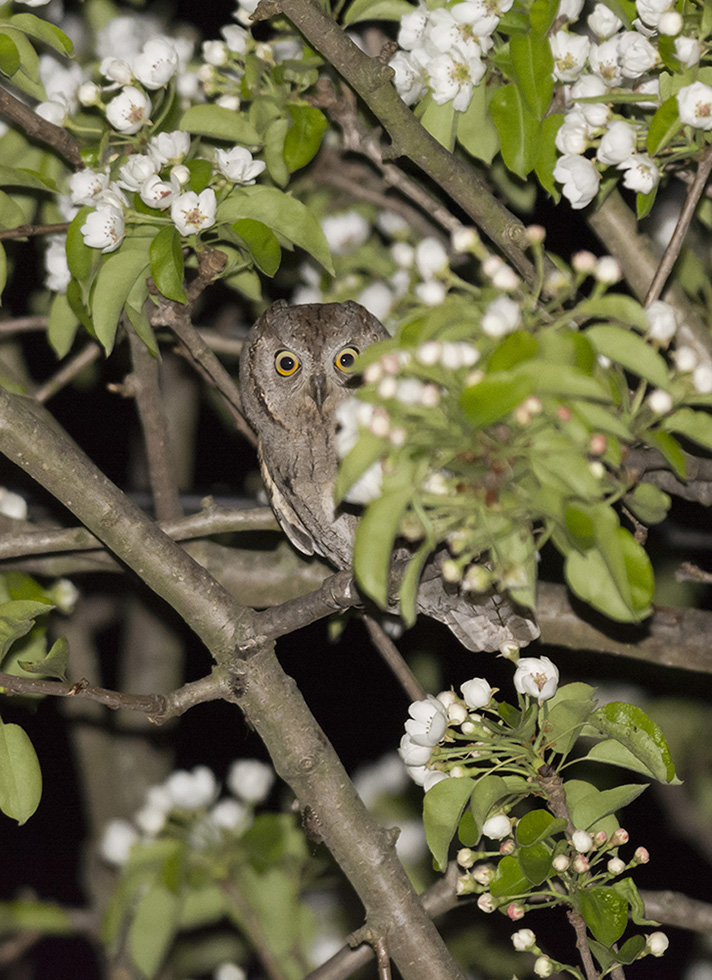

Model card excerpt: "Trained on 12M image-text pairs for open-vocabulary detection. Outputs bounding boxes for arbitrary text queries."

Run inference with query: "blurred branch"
[253,0,536,282]
[0,316,49,335]
[624,447,712,506]
[362,614,425,702]
[641,890,712,933]
[0,220,70,241]
[35,343,101,403]
[0,87,82,166]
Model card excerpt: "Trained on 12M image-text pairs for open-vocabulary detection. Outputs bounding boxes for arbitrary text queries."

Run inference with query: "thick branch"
[254,0,535,282]
[641,890,712,932]
[0,87,81,166]
[537,583,712,674]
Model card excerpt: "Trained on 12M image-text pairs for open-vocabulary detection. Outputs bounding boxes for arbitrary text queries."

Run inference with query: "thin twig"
[675,561,712,584]
[35,343,102,403]
[644,142,712,306]
[0,221,71,241]
[375,937,391,980]
[0,87,82,167]
[362,614,425,702]
[126,328,183,522]
[567,909,600,980]
[0,316,49,335]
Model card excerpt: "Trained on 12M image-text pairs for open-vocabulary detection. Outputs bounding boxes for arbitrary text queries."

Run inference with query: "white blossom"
[570,75,610,127]
[658,9,682,34]
[678,82,712,130]
[140,173,180,210]
[215,963,247,980]
[597,120,637,166]
[588,3,622,37]
[415,237,448,279]
[589,37,623,86]
[68,169,110,207]
[165,765,218,809]
[555,110,590,155]
[117,154,159,192]
[674,345,697,373]
[227,759,275,804]
[321,211,370,255]
[39,55,83,112]
[636,0,672,28]
[557,0,584,19]
[551,31,590,83]
[617,32,657,80]
[81,205,125,253]
[646,932,669,957]
[221,24,249,54]
[234,0,260,26]
[45,235,71,293]
[429,47,485,111]
[674,36,701,68]
[482,814,512,839]
[390,50,427,106]
[148,130,191,166]
[553,154,600,210]
[96,14,162,62]
[398,732,433,766]
[171,188,217,236]
[101,57,133,85]
[78,82,101,107]
[203,40,229,66]
[693,363,712,394]
[646,300,677,342]
[216,94,241,111]
[105,86,151,134]
[207,796,249,830]
[607,857,626,875]
[99,819,138,865]
[513,656,560,700]
[534,956,555,977]
[461,677,493,708]
[36,101,67,125]
[477,892,496,912]
[353,753,409,807]
[572,829,593,852]
[0,488,27,520]
[619,153,659,194]
[132,37,179,89]
[428,8,488,60]
[481,295,521,336]
[215,146,266,184]
[441,341,480,369]
[512,928,537,951]
[405,695,448,747]
[398,7,428,50]
[358,282,394,320]
[595,255,621,283]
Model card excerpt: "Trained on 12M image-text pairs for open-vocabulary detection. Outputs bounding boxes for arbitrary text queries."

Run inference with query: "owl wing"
[258,450,317,557]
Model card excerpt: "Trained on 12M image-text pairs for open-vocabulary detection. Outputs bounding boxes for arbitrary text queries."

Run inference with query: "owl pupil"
[279,355,295,372]
[340,352,354,368]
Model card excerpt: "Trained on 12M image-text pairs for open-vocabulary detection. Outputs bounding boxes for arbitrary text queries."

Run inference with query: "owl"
[239,300,539,652]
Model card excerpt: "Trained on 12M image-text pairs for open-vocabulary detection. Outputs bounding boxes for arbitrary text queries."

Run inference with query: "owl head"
[239,300,389,434]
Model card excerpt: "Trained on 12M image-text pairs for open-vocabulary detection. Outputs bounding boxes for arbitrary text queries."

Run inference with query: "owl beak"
[309,374,328,411]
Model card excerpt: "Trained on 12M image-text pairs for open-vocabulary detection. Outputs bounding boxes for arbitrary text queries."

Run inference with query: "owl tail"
[415,573,540,653]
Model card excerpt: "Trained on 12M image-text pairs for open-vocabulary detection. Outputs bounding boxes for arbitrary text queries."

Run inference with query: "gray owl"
[239,300,539,652]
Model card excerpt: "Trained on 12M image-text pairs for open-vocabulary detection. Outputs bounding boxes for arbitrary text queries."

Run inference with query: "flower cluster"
[390,0,512,110]
[99,758,275,866]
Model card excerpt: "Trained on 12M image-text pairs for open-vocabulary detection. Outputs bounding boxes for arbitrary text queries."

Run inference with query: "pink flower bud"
[477,893,496,913]
[472,863,495,885]
[589,433,607,456]
[552,854,570,872]
[610,827,629,846]
[594,831,608,846]
[573,854,590,873]
[557,405,572,422]
[634,846,650,864]
[457,848,475,868]
[507,903,525,921]
[500,839,515,855]
[607,857,625,875]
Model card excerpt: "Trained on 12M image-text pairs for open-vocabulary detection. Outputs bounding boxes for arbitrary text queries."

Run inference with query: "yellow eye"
[275,350,300,377]
[335,346,359,373]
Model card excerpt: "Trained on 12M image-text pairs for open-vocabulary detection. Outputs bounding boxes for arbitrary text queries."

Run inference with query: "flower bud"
[78,81,101,106]
[594,256,621,284]
[483,814,512,840]
[607,857,625,875]
[457,847,476,868]
[477,892,496,913]
[534,956,555,977]
[646,931,669,957]
[594,830,608,846]
[552,853,570,872]
[512,928,537,951]
[573,854,590,873]
[507,903,525,921]
[610,827,629,846]
[457,873,477,894]
[572,830,593,853]
[448,702,469,725]
[472,863,495,885]
[634,846,650,864]
[500,839,515,855]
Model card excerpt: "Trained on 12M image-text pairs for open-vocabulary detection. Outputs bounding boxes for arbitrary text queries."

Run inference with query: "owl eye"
[335,346,359,373]
[275,350,300,377]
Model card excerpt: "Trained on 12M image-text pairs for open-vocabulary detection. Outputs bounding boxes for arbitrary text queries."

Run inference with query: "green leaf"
[0,165,54,190]
[518,842,552,885]
[335,430,385,502]
[529,0,559,34]
[542,689,597,756]
[0,720,42,824]
[490,854,528,899]
[423,776,475,870]
[0,33,20,76]
[647,430,686,479]
[624,482,670,525]
[92,246,151,354]
[129,883,181,979]
[263,117,290,187]
[149,226,187,304]
[513,360,609,400]
[510,33,553,120]
[469,773,511,837]
[419,95,457,151]
[457,82,499,164]
[10,13,73,55]
[636,184,658,221]
[580,887,628,946]
[47,291,80,359]
[647,96,681,155]
[353,486,412,606]
[342,0,413,24]
[489,84,541,178]
[516,809,568,846]
[586,324,670,389]
[0,242,5,302]
[179,104,261,145]
[283,104,327,172]
[577,295,648,332]
[582,738,675,781]
[588,702,677,783]
[461,371,533,427]
[232,218,281,277]
[399,537,434,628]
[0,599,53,665]
[185,158,213,193]
[615,934,648,964]
[0,189,27,231]
[535,113,563,198]
[66,206,98,288]
[0,27,43,100]
[218,187,334,273]
[662,406,712,452]
[570,401,632,440]
[611,877,659,927]
[565,527,654,622]
[0,900,72,935]
[565,781,647,831]
[486,331,538,372]
[18,635,69,682]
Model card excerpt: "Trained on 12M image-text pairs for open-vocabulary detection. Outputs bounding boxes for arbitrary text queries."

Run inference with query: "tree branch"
[0,87,82,167]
